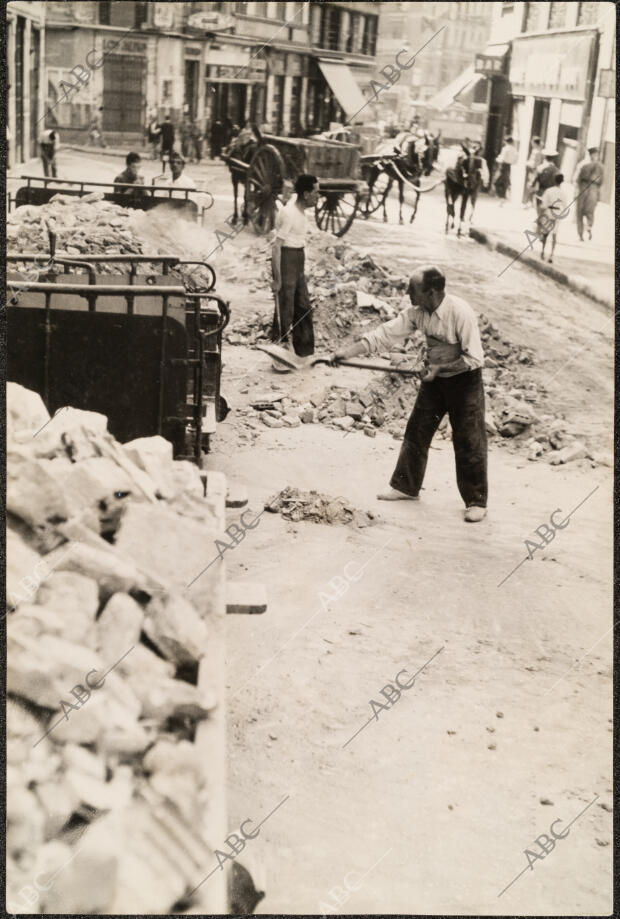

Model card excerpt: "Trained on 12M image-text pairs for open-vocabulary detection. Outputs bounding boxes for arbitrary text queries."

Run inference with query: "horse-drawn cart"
[223,124,366,238]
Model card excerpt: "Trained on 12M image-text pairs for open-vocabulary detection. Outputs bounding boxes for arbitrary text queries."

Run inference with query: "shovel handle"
[317,357,422,377]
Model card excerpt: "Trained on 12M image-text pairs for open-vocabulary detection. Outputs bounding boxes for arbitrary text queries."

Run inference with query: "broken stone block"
[143,593,209,666]
[364,426,377,437]
[65,763,133,813]
[7,453,82,531]
[36,571,99,644]
[6,528,44,611]
[300,409,315,424]
[52,456,136,512]
[345,401,364,420]
[333,416,355,430]
[7,382,50,440]
[282,414,301,427]
[262,414,284,428]
[549,441,587,465]
[35,777,81,839]
[126,673,215,722]
[143,738,205,786]
[44,539,148,600]
[123,436,174,497]
[226,581,267,615]
[96,592,144,663]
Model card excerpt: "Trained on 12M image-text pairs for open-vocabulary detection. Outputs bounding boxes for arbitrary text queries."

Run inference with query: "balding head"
[408,266,446,313]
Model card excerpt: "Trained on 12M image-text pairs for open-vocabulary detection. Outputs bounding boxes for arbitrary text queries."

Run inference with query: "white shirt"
[156,172,197,199]
[540,184,567,237]
[498,143,518,165]
[362,292,484,378]
[275,197,308,248]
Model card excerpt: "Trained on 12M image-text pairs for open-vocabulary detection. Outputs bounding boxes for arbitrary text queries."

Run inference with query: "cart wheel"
[246,144,284,235]
[361,166,391,217]
[315,190,359,238]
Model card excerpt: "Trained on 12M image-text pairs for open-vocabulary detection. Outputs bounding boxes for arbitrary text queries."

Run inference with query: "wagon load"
[224,123,366,237]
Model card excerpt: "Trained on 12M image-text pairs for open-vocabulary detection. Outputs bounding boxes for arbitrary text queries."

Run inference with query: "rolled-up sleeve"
[455,308,484,370]
[362,306,419,354]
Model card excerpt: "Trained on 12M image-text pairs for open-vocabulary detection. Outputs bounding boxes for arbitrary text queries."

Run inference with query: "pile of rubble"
[6,196,215,292]
[7,383,227,915]
[265,487,376,528]
[221,233,593,462]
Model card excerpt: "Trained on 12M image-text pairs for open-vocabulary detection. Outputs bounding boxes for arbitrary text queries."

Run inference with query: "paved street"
[8,147,613,914]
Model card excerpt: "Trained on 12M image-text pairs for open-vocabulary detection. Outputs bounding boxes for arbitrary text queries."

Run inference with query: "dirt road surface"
[12,151,613,914]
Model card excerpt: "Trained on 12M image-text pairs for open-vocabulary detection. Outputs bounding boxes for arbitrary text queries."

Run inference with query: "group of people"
[268,172,488,524]
[491,133,605,257]
[112,149,197,198]
[146,113,238,164]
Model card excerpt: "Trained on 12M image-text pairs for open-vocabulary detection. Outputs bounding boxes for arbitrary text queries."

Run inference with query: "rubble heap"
[222,232,592,462]
[7,383,227,915]
[6,196,214,292]
[265,487,376,528]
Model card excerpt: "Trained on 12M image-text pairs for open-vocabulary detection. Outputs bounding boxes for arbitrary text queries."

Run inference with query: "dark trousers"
[391,369,488,508]
[271,247,314,357]
[40,143,56,178]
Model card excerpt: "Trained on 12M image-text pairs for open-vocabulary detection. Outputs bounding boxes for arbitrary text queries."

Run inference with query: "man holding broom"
[332,265,488,522]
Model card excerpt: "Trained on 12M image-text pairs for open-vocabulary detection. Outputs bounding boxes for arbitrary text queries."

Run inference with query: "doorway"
[532,98,550,148]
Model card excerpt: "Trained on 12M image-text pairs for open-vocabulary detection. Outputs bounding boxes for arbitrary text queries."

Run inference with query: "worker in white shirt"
[332,266,488,523]
[270,173,319,367]
[493,135,518,203]
[39,129,59,178]
[155,151,197,199]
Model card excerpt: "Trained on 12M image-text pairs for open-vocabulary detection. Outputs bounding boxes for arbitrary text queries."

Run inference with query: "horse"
[363,133,425,224]
[223,127,258,225]
[444,147,485,236]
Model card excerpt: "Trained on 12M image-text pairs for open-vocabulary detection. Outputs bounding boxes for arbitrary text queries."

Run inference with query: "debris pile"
[221,232,592,461]
[265,487,376,528]
[7,383,226,915]
[6,196,215,291]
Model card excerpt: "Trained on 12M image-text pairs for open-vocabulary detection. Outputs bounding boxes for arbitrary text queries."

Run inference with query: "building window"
[235,2,248,14]
[501,1,514,15]
[548,2,567,28]
[577,1,599,25]
[274,2,286,20]
[523,1,545,32]
[350,13,363,53]
[310,4,321,44]
[98,0,139,28]
[361,15,377,55]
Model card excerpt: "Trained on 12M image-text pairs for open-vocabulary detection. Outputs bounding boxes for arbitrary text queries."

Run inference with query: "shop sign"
[509,32,595,101]
[268,52,286,76]
[206,62,266,83]
[185,45,202,57]
[102,36,147,55]
[475,53,506,77]
[154,2,174,29]
[598,69,615,98]
[188,11,235,32]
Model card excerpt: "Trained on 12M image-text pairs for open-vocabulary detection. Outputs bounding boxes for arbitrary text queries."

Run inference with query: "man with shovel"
[270,174,319,371]
[332,266,488,523]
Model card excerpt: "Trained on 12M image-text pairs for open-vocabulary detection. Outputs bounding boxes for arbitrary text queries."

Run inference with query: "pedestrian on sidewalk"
[575,147,604,241]
[89,107,107,148]
[148,114,161,159]
[523,136,543,207]
[190,120,203,163]
[536,172,567,263]
[160,115,175,171]
[331,266,488,523]
[493,136,517,203]
[39,128,58,177]
[270,174,319,370]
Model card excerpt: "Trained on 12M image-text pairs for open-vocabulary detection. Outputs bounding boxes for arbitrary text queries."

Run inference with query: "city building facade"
[7,1,47,168]
[485,0,615,203]
[38,0,380,149]
[374,1,493,138]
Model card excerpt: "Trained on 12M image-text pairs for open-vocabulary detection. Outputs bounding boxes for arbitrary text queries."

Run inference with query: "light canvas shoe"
[464,506,487,522]
[377,488,419,501]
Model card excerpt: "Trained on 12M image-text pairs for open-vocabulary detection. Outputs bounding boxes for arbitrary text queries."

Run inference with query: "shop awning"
[318,60,369,122]
[427,66,485,112]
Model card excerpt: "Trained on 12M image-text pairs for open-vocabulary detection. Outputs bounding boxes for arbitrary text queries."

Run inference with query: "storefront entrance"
[102,55,146,133]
